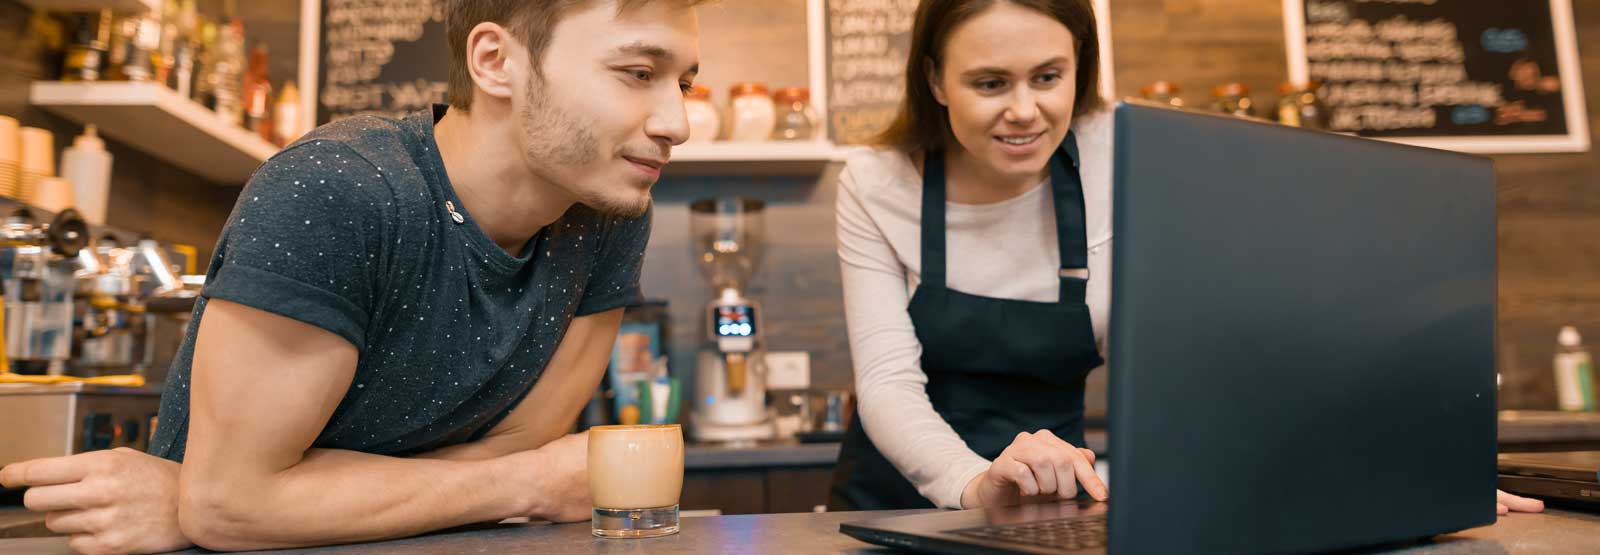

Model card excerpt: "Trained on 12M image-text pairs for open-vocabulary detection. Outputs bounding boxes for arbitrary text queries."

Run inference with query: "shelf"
[664,141,854,176]
[30,81,279,185]
[17,0,157,13]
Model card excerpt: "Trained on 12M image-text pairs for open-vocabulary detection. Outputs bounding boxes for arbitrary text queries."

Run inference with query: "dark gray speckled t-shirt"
[148,104,651,461]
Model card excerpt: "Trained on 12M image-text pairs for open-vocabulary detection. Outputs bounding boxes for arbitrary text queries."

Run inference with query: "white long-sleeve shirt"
[835,109,1113,509]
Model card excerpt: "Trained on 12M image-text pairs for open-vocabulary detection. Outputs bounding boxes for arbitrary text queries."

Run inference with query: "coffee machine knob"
[47,208,91,258]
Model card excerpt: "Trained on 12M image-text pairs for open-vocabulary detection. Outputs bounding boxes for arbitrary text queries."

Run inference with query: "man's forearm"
[181,446,539,551]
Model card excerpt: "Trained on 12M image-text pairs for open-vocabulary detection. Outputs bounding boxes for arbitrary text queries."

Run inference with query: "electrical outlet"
[765,351,811,390]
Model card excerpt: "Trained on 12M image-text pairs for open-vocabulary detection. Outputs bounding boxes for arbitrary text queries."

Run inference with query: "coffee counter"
[686,440,841,470]
[3,507,1598,554]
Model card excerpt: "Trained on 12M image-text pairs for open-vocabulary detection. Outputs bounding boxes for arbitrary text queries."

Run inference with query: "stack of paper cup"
[0,116,19,198]
[32,177,77,213]
[18,127,56,202]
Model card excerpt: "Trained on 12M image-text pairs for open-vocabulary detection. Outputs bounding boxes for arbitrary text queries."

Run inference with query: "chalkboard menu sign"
[1285,0,1589,153]
[315,0,451,125]
[824,0,917,145]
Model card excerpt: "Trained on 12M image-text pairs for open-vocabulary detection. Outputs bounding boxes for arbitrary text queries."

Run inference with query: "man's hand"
[1497,489,1544,515]
[961,430,1107,509]
[0,448,191,555]
[509,432,591,523]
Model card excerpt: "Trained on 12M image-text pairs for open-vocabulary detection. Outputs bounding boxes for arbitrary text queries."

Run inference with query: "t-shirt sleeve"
[200,141,391,348]
[574,204,653,316]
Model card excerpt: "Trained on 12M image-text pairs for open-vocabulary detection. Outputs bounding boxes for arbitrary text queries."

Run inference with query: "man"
[0,1,704,553]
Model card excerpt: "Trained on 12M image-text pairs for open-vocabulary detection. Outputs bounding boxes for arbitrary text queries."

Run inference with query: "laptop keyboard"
[947,514,1107,551]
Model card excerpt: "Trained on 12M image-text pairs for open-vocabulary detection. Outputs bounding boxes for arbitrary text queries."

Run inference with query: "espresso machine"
[72,234,191,377]
[1,208,90,374]
[0,211,196,470]
[689,198,776,444]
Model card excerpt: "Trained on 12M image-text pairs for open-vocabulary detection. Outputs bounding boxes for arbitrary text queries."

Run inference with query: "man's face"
[517,0,700,218]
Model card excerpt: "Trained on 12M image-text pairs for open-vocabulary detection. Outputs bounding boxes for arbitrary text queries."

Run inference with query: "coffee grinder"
[689,198,775,444]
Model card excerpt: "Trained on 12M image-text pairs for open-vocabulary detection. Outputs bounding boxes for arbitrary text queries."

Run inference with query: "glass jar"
[727,82,776,142]
[1275,81,1330,130]
[684,84,721,143]
[1211,83,1255,118]
[771,87,818,140]
[1138,81,1184,108]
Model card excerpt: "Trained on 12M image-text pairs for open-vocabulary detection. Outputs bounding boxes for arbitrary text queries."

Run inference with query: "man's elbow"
[177,477,276,552]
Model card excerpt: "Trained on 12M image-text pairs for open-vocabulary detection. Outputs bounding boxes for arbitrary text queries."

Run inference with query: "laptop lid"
[1500,451,1600,483]
[1108,101,1499,553]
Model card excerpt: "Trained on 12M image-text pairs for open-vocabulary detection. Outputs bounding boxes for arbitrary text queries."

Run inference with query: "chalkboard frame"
[1282,0,1590,154]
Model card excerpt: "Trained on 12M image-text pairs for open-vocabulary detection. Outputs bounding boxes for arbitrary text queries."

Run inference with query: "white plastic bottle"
[59,125,113,225]
[1554,326,1595,412]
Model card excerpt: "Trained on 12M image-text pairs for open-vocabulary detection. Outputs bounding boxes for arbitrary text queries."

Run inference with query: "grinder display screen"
[713,305,757,338]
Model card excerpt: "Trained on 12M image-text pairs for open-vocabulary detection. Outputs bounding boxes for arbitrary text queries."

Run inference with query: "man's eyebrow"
[612,41,673,62]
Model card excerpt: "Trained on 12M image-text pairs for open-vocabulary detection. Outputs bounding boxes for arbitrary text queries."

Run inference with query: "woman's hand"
[961,430,1107,509]
[1497,489,1544,515]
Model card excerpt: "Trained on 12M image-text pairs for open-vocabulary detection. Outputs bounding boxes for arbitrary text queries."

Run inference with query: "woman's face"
[931,1,1079,183]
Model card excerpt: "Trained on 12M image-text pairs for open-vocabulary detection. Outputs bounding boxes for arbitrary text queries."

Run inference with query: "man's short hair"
[445,0,708,111]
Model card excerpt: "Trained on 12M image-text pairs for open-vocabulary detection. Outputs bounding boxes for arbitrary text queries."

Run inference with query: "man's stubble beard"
[521,74,653,219]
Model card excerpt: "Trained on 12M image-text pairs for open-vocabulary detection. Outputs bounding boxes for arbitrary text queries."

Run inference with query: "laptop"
[840,101,1499,554]
[1498,451,1600,508]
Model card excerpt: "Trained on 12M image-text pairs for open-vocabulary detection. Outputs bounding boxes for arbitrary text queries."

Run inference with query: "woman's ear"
[465,22,520,103]
[926,57,948,106]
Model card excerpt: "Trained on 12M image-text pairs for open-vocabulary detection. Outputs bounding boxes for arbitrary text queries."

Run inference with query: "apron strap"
[920,149,949,289]
[1052,132,1091,304]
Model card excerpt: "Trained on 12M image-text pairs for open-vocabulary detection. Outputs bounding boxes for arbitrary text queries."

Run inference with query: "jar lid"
[1140,81,1180,97]
[773,87,809,103]
[1277,81,1321,95]
[1212,82,1250,98]
[730,82,770,97]
[686,84,712,100]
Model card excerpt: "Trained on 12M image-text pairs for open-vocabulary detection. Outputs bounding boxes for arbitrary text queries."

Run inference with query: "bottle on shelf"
[212,18,246,126]
[1555,326,1596,412]
[192,19,218,110]
[61,9,113,82]
[273,80,305,147]
[242,41,274,143]
[155,0,180,86]
[107,13,160,82]
[167,0,200,98]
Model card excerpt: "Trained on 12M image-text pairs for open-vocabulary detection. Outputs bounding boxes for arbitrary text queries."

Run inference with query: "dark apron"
[828,134,1104,511]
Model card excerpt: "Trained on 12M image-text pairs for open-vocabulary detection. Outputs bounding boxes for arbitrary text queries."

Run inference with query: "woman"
[829,0,1111,511]
[826,0,1547,516]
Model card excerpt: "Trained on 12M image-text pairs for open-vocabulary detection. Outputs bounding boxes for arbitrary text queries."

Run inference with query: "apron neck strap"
[1051,132,1091,304]
[920,148,950,289]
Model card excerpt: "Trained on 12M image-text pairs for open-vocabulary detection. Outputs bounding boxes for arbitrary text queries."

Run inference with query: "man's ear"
[466,22,520,103]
